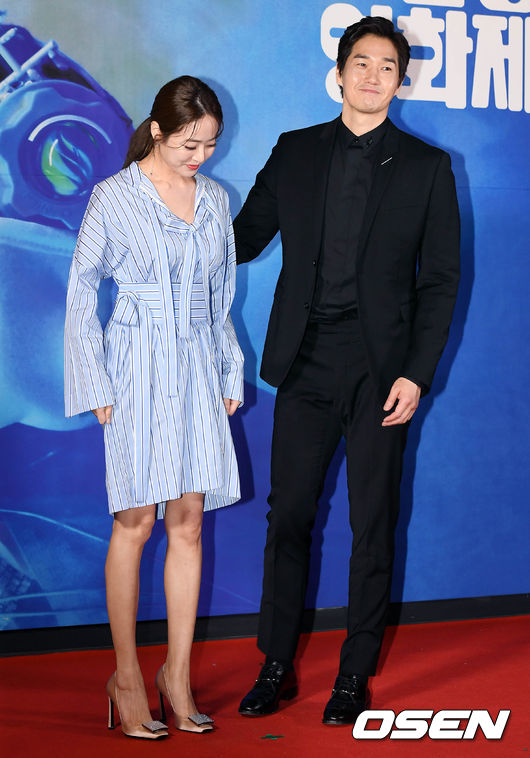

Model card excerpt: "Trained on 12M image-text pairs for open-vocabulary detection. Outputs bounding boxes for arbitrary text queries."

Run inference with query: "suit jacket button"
[304,302,309,309]
[312,260,316,266]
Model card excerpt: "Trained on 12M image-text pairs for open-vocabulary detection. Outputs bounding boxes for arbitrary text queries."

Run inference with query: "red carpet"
[1,616,528,757]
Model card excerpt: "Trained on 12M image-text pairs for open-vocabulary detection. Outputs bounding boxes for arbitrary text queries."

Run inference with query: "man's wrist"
[401,376,426,393]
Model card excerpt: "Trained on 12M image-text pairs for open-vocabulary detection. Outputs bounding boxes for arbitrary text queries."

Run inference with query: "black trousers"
[257,318,408,676]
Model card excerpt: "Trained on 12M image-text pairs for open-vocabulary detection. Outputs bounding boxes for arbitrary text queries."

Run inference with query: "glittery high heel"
[106,672,169,740]
[155,664,214,733]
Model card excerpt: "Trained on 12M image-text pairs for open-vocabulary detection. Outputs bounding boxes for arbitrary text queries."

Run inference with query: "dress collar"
[126,162,212,229]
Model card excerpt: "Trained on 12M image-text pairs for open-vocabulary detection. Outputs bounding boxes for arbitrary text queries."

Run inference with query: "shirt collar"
[337,117,389,151]
[129,161,208,213]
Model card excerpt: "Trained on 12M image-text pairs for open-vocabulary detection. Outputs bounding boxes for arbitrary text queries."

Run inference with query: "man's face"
[336,34,401,121]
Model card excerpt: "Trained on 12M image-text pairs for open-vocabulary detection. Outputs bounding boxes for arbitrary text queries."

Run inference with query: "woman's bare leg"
[105,504,157,728]
[162,493,207,731]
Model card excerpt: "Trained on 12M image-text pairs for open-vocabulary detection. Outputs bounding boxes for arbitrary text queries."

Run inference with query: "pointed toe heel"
[106,672,169,740]
[155,664,214,733]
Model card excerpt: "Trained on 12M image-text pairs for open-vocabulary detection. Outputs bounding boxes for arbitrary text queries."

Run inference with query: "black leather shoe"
[322,674,369,725]
[238,662,298,716]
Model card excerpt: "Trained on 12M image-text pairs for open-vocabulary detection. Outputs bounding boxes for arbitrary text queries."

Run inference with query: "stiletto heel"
[155,664,214,733]
[108,696,115,729]
[106,672,169,740]
[158,690,166,722]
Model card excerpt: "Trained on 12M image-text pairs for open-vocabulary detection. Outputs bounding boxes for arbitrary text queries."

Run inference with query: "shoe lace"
[256,663,286,687]
[332,675,366,700]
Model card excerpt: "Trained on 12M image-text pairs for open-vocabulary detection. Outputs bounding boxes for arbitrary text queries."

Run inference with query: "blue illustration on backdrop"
[0,18,132,431]
[0,17,132,628]
[0,2,528,632]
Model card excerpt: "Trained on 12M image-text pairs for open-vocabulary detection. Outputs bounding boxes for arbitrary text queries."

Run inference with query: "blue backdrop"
[0,0,528,631]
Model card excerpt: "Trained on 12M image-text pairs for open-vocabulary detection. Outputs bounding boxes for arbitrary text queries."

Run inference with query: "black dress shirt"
[311,117,388,322]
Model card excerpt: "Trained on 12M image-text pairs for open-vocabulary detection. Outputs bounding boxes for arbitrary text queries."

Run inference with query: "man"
[234,17,460,725]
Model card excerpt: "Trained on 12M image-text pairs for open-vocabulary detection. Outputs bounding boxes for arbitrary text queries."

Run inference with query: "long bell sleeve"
[215,201,244,406]
[64,187,117,417]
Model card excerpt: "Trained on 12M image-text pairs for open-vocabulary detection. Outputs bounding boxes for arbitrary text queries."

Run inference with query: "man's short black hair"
[337,16,410,85]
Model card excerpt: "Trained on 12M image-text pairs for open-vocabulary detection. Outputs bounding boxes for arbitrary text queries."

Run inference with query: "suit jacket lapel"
[311,118,338,259]
[358,121,401,259]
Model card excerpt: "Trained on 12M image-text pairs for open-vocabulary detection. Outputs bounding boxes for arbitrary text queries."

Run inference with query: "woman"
[65,76,243,739]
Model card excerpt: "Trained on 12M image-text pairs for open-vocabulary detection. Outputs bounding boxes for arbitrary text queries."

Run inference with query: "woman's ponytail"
[122,118,153,168]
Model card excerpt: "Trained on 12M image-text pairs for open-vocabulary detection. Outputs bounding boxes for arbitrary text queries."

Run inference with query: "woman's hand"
[223,398,240,417]
[92,405,113,425]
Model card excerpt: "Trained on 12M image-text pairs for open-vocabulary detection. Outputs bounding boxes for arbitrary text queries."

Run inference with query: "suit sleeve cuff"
[402,376,429,395]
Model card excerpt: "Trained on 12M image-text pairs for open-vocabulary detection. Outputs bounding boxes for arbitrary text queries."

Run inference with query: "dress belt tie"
[114,282,207,502]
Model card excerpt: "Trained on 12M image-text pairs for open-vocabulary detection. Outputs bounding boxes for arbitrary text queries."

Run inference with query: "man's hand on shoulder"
[382,378,421,426]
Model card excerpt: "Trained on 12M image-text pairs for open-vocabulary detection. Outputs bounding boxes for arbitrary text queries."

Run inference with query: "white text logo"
[352,709,511,739]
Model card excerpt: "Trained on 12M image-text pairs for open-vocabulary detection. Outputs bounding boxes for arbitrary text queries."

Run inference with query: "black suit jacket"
[234,118,460,401]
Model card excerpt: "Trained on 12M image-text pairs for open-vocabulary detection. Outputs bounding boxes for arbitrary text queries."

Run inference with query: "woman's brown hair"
[123,76,223,168]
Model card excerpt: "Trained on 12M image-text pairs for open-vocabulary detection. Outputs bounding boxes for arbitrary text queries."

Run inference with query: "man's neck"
[340,108,388,137]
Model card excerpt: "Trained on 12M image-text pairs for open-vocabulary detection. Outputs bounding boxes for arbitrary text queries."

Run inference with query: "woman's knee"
[166,502,204,546]
[112,506,156,545]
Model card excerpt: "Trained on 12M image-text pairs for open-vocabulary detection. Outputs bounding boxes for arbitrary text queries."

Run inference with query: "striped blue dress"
[64,163,243,517]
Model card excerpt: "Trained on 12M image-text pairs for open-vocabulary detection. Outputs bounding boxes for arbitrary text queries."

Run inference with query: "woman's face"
[151,114,218,178]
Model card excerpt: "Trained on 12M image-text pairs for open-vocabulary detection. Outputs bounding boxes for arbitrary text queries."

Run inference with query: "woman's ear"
[150,120,162,142]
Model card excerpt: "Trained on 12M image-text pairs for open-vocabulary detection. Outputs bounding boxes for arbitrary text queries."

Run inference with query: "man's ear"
[335,65,344,98]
